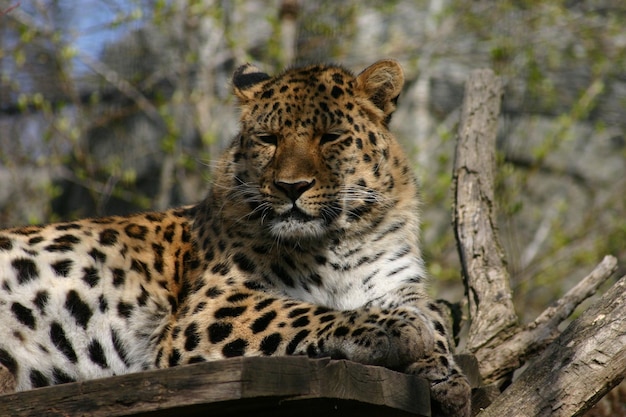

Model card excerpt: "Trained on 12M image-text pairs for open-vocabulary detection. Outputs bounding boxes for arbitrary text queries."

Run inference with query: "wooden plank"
[0,357,250,417]
[0,357,432,416]
[312,359,430,412]
[241,355,316,397]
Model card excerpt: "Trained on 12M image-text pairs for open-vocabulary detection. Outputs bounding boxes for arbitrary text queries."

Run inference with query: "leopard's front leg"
[157,291,433,369]
[366,286,472,417]
[159,288,469,417]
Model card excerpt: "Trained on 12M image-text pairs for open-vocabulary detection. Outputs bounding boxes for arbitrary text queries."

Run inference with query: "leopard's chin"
[268,209,328,242]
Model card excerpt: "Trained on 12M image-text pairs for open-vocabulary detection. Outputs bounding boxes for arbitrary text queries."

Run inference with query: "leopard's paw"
[328,310,435,368]
[406,357,471,417]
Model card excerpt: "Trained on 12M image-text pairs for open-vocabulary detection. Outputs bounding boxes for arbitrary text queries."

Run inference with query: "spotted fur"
[0,60,470,416]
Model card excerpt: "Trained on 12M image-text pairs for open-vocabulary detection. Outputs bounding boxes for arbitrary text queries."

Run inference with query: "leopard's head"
[224,60,415,243]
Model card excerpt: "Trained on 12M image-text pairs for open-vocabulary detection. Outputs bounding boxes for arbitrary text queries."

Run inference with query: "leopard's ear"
[232,64,271,102]
[355,60,404,122]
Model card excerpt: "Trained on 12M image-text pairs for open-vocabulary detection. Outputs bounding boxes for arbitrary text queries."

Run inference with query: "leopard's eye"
[255,133,278,146]
[319,132,342,146]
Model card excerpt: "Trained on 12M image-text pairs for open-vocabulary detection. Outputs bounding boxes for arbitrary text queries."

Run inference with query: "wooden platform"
[0,357,434,416]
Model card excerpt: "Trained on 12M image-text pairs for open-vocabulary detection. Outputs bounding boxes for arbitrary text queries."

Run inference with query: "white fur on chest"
[278,226,426,311]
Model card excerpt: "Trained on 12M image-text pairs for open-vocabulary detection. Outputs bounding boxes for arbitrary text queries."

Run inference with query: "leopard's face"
[228,61,406,242]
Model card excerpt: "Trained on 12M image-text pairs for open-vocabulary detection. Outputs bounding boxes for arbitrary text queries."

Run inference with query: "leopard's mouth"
[268,207,328,241]
[276,207,315,222]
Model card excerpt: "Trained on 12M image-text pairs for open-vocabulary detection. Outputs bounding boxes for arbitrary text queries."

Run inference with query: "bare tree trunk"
[474,255,618,385]
[452,69,625,415]
[452,69,517,351]
[279,0,299,66]
[478,273,626,417]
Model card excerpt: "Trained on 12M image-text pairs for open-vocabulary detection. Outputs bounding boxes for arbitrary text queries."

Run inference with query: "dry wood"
[477,274,626,417]
[452,68,518,350]
[453,67,625,416]
[475,255,618,384]
[0,357,430,417]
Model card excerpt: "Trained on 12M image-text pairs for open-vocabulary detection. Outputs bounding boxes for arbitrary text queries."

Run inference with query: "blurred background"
[0,0,624,324]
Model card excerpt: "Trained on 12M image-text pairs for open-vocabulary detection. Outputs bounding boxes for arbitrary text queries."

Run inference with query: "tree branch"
[477,273,626,417]
[452,69,518,350]
[475,255,618,385]
[452,69,624,416]
[77,54,165,129]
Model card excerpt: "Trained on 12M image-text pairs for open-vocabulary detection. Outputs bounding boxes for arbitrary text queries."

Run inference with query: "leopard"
[0,59,471,416]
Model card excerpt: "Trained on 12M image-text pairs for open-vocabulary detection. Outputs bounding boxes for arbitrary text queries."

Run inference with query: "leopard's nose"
[274,179,315,202]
